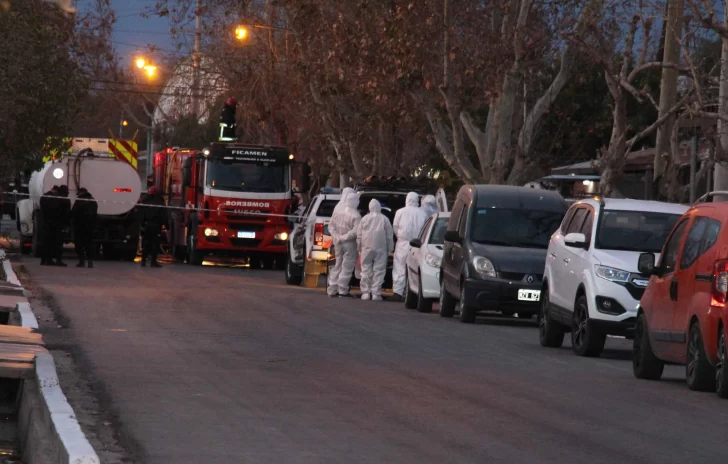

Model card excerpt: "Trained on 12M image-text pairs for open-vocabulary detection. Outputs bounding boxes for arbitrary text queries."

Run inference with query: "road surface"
[18,257,728,464]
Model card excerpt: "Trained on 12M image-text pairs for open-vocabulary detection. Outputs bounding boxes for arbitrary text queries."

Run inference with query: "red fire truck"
[151,143,295,268]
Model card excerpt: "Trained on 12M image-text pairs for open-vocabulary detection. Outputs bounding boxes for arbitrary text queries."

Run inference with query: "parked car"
[440,185,568,323]
[540,198,687,357]
[405,212,450,312]
[285,188,341,285]
[633,192,728,397]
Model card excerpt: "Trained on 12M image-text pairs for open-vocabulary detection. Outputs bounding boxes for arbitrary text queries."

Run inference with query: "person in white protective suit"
[420,194,438,218]
[357,199,394,301]
[331,193,361,298]
[327,187,355,297]
[391,192,428,301]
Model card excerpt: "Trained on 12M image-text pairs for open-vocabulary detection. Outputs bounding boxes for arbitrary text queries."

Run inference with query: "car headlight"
[472,256,497,278]
[274,232,289,241]
[204,228,219,237]
[425,252,441,269]
[595,265,630,282]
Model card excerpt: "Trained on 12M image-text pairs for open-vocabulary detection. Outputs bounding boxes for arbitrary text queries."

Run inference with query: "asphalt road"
[18,255,728,464]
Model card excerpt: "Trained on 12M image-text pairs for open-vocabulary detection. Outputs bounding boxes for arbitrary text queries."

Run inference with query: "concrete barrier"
[2,257,100,464]
[19,354,99,464]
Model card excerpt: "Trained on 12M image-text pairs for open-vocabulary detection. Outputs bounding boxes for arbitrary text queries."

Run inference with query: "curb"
[34,354,100,464]
[3,258,100,464]
[3,258,22,287]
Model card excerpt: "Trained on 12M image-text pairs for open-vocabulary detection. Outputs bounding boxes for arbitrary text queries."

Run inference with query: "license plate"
[237,231,256,239]
[518,289,541,302]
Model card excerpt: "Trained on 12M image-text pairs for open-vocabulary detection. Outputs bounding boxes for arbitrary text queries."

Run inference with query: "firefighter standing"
[71,188,98,268]
[140,186,166,268]
[39,186,59,266]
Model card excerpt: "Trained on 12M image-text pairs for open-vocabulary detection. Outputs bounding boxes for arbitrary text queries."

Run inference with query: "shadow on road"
[473,313,539,328]
[600,349,632,361]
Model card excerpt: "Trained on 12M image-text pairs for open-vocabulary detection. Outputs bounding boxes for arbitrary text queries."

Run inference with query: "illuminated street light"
[235,26,249,41]
[135,57,146,69]
[143,65,157,78]
[122,120,129,127]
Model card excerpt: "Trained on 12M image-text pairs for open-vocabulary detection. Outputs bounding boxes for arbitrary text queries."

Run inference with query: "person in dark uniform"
[39,186,59,266]
[140,186,166,268]
[71,188,98,268]
[54,185,71,266]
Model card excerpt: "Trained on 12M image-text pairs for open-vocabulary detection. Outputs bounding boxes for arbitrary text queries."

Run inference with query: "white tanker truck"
[17,138,142,260]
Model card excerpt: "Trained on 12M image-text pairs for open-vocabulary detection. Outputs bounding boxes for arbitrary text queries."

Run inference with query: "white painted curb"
[2,258,21,287]
[15,302,38,330]
[35,354,100,464]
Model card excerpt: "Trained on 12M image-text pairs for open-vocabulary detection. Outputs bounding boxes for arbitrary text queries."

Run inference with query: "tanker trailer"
[25,149,142,261]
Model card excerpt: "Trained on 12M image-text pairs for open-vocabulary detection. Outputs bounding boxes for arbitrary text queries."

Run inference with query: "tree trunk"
[653,0,684,198]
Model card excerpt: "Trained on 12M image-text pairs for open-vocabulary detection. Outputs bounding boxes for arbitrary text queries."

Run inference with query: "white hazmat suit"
[420,195,438,218]
[328,192,361,297]
[357,199,394,300]
[392,192,428,297]
[326,188,354,296]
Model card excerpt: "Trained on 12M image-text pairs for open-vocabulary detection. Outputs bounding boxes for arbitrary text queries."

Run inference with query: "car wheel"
[285,251,303,285]
[716,327,728,398]
[538,289,564,348]
[439,278,455,318]
[458,283,476,323]
[416,274,433,313]
[187,234,203,266]
[632,313,664,380]
[404,269,418,309]
[571,296,606,357]
[686,322,715,392]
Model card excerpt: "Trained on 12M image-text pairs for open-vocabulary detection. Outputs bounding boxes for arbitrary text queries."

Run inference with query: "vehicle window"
[596,210,682,253]
[300,199,315,221]
[458,205,469,237]
[315,200,339,218]
[560,207,577,233]
[580,210,594,246]
[680,217,722,270]
[470,208,564,249]
[358,193,408,225]
[429,217,449,245]
[419,217,433,242]
[566,208,587,234]
[659,218,690,274]
[206,160,289,193]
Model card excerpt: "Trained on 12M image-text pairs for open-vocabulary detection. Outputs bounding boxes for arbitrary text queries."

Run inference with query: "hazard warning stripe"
[108,139,138,168]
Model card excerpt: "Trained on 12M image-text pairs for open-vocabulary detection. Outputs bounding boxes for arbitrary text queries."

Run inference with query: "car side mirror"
[410,238,422,248]
[638,253,656,276]
[564,232,587,249]
[444,230,461,243]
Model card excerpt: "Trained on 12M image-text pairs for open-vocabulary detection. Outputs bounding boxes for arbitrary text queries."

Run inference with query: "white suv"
[539,198,688,357]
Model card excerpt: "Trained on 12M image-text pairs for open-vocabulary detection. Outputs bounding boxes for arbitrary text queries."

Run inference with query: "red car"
[634,193,728,397]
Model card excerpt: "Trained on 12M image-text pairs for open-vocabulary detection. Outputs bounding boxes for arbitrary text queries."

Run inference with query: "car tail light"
[114,188,132,193]
[711,259,728,307]
[314,223,324,247]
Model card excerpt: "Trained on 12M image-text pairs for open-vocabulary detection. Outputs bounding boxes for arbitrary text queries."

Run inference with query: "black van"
[440,185,567,323]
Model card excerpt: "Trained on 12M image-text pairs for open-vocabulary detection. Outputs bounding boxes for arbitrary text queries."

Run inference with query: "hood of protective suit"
[405,191,419,207]
[333,187,355,214]
[346,193,360,210]
[369,199,381,214]
[421,195,437,217]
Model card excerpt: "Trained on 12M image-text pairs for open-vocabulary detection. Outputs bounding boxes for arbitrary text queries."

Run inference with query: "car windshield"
[596,210,682,253]
[429,218,448,245]
[206,160,289,193]
[315,200,339,218]
[470,208,564,249]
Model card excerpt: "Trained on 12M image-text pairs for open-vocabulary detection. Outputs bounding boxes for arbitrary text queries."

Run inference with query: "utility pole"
[192,0,201,120]
[267,0,275,144]
[716,1,728,192]
[652,0,684,199]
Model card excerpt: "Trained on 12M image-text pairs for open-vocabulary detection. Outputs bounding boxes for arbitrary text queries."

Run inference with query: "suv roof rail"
[695,191,728,203]
[320,187,341,194]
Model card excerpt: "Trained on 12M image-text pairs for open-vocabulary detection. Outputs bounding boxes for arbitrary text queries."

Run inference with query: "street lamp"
[143,65,157,78]
[135,57,146,69]
[235,26,248,41]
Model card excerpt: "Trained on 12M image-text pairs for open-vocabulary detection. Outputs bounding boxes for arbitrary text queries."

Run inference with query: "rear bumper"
[463,278,541,314]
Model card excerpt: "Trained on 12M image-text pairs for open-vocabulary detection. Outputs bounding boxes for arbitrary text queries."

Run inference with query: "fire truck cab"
[153,143,294,268]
